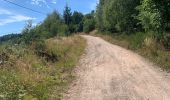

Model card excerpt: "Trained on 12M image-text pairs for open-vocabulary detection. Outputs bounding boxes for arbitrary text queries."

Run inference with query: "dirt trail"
[63,35,170,100]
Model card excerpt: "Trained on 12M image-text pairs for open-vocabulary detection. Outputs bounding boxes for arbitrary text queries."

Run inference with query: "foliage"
[40,11,68,37]
[63,5,73,34]
[1,5,85,44]
[71,11,84,32]
[63,6,85,34]
[0,34,21,44]
[63,5,72,26]
[72,11,84,25]
[162,33,170,49]
[0,36,86,99]
[21,11,69,45]
[83,19,95,33]
[137,0,162,36]
[96,0,170,49]
[0,71,26,100]
[136,0,170,48]
[96,0,105,31]
[83,11,96,33]
[96,0,141,33]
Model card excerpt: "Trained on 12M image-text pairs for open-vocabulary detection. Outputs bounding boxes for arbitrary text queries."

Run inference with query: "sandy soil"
[63,35,170,100]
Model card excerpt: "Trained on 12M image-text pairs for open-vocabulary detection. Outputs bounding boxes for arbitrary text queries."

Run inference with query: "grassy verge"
[90,31,170,72]
[0,35,86,100]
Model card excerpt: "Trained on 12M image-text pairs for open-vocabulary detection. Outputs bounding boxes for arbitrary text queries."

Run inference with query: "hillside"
[0,35,86,99]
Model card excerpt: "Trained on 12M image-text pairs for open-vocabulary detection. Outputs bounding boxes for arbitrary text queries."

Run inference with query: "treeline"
[0,5,89,99]
[0,5,96,44]
[21,8,94,44]
[2,0,170,49]
[0,34,21,43]
[96,0,170,49]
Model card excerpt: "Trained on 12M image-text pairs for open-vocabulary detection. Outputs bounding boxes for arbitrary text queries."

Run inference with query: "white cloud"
[0,8,12,15]
[0,8,35,26]
[31,0,47,6]
[51,0,57,4]
[0,15,35,26]
[31,0,57,8]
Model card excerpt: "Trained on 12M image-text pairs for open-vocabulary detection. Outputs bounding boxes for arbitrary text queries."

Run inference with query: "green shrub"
[129,32,146,50]
[162,33,170,49]
[0,71,26,100]
[83,19,95,33]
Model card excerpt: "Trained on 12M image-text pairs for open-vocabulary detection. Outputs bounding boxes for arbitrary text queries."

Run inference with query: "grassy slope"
[0,35,86,100]
[90,31,170,72]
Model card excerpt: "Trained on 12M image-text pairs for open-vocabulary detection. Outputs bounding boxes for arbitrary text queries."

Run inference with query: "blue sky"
[0,0,98,36]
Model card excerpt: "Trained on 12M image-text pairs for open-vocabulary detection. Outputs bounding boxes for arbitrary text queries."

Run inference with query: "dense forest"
[96,0,170,49]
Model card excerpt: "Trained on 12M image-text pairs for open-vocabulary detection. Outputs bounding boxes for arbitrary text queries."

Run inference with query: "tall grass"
[0,35,86,99]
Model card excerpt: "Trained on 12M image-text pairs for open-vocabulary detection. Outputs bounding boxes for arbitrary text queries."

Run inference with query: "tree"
[0,34,21,44]
[137,0,170,48]
[63,4,72,26]
[63,4,74,34]
[21,20,37,44]
[137,0,170,34]
[72,11,84,25]
[71,11,84,32]
[41,11,68,37]
[96,0,141,33]
[137,0,162,33]
[21,10,69,44]
[96,0,105,31]
[83,11,96,33]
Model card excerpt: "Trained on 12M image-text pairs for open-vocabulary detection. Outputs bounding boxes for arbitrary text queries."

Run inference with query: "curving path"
[63,35,170,100]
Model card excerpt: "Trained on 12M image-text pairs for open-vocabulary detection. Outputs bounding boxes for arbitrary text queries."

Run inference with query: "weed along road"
[63,35,170,100]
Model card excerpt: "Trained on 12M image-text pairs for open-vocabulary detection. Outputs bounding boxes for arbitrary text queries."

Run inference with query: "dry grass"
[0,35,86,99]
